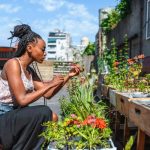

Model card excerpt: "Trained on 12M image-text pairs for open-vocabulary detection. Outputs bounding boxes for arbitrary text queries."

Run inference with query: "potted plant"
[40,77,116,150]
[41,114,114,150]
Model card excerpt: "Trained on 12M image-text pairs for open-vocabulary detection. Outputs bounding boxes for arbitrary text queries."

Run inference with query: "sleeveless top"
[0,58,34,104]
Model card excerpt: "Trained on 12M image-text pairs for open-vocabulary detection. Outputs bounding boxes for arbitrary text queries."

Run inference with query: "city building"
[74,36,89,53]
[46,29,73,61]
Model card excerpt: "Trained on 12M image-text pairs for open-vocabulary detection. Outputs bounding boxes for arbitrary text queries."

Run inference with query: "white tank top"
[0,58,34,104]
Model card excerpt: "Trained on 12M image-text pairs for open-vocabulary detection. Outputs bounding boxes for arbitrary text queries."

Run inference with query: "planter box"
[129,99,150,136]
[115,92,132,117]
[116,92,150,118]
[47,138,117,150]
[109,89,117,106]
[101,84,115,99]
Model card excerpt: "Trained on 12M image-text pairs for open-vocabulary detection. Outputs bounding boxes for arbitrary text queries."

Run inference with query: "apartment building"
[46,29,73,61]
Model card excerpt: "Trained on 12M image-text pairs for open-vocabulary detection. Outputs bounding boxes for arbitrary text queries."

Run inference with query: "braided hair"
[9,24,42,57]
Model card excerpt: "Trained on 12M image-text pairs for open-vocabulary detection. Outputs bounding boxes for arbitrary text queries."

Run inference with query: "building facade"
[46,29,73,61]
[106,0,150,57]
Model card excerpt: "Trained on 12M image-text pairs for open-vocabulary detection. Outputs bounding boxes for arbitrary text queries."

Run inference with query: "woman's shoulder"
[1,58,20,79]
[4,58,20,72]
[5,58,18,66]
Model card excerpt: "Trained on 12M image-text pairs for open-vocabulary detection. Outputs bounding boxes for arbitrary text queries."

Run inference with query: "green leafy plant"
[124,134,136,150]
[101,0,131,34]
[41,76,112,149]
[41,114,112,150]
[82,42,95,56]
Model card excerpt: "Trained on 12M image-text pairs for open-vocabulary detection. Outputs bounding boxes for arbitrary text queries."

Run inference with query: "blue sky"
[0,0,118,46]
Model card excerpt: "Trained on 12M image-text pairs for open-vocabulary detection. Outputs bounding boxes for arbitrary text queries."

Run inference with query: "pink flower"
[77,125,81,128]
[70,114,77,118]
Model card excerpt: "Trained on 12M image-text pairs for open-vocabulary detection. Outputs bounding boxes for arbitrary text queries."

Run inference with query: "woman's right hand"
[52,75,64,86]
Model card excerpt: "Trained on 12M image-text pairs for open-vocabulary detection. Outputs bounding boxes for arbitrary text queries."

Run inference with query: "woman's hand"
[68,64,81,78]
[52,75,64,86]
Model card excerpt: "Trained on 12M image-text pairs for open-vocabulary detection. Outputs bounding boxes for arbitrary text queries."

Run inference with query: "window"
[146,0,150,39]
[48,51,56,54]
[48,45,56,48]
[48,38,56,43]
[48,58,56,60]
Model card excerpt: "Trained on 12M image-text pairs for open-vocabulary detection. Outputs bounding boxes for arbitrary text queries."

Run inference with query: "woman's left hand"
[68,64,81,78]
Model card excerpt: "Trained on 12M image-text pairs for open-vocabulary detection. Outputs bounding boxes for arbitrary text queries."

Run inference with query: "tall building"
[46,29,73,61]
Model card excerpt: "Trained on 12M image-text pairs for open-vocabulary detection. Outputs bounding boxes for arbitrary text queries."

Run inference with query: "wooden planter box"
[115,92,132,117]
[101,84,115,99]
[129,99,150,136]
[109,89,117,106]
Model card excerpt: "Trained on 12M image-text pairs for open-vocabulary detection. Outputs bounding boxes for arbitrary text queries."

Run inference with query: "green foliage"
[102,36,130,91]
[101,0,131,33]
[41,76,112,149]
[41,115,112,150]
[124,135,136,150]
[101,9,120,33]
[116,0,131,19]
[82,42,95,56]
[102,36,149,92]
[62,77,109,120]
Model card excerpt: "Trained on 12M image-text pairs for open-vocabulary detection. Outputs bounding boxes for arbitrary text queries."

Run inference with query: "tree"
[82,42,95,56]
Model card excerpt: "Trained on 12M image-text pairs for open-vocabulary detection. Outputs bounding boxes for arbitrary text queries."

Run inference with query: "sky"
[0,0,118,47]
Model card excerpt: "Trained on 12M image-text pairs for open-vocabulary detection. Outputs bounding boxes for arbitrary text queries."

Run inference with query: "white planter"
[130,92,150,98]
[47,138,116,150]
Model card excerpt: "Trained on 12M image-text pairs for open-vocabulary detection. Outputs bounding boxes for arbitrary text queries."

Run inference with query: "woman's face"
[30,38,46,63]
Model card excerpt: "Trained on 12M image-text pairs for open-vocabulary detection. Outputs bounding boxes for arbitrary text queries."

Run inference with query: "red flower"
[82,116,107,129]
[95,118,107,129]
[73,120,80,125]
[82,119,88,125]
[82,115,96,126]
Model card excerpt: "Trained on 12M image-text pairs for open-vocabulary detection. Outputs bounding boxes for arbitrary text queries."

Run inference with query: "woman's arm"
[42,65,81,99]
[32,74,65,99]
[4,59,64,106]
[31,64,81,99]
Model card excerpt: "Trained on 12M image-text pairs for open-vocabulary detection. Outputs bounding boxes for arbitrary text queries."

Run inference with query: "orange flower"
[82,120,88,125]
[127,59,135,65]
[113,61,119,67]
[95,118,107,129]
[138,54,144,59]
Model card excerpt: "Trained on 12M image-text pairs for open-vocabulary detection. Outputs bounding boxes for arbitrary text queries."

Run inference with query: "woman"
[0,24,80,150]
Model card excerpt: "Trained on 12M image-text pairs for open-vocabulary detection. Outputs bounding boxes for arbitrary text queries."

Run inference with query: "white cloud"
[29,0,65,11]
[29,0,98,43]
[31,14,98,45]
[66,2,96,21]
[0,0,98,45]
[29,0,96,21]
[0,3,21,13]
